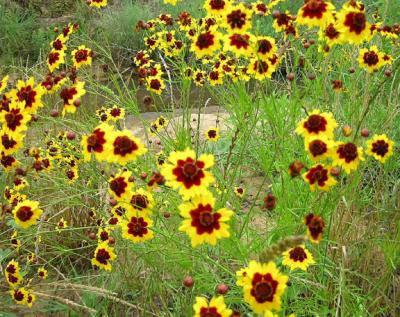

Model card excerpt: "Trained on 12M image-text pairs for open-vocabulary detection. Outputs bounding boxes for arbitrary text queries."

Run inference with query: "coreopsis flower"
[237,261,288,313]
[10,77,44,113]
[10,287,29,305]
[0,102,30,136]
[47,49,65,73]
[156,151,167,168]
[107,105,125,122]
[0,75,9,93]
[208,69,224,86]
[295,109,337,140]
[191,28,222,59]
[26,293,36,308]
[12,199,43,229]
[178,191,233,247]
[121,215,154,243]
[253,1,269,16]
[296,0,335,28]
[81,123,114,161]
[11,231,21,250]
[56,217,68,232]
[305,213,325,243]
[332,142,364,174]
[38,267,48,279]
[144,35,158,51]
[366,134,394,163]
[13,177,29,191]
[91,242,116,271]
[304,137,334,161]
[147,172,165,188]
[62,23,76,39]
[336,6,371,44]
[0,131,24,155]
[234,186,245,198]
[273,11,295,33]
[164,0,179,5]
[222,4,253,33]
[204,0,231,16]
[267,0,284,9]
[41,73,67,94]
[128,188,154,215]
[111,204,129,219]
[193,296,232,317]
[318,22,343,47]
[71,45,92,69]
[177,12,193,31]
[109,129,147,165]
[253,36,277,58]
[248,58,273,80]
[160,148,215,199]
[303,164,337,191]
[224,32,254,57]
[282,245,315,271]
[146,77,165,95]
[60,81,86,114]
[27,252,37,263]
[66,167,79,183]
[97,227,113,242]
[108,170,134,200]
[50,34,67,51]
[5,260,22,287]
[205,127,220,141]
[88,0,107,8]
[358,46,391,73]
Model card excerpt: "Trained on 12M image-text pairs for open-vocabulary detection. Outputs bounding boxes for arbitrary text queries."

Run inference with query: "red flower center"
[149,79,162,91]
[337,143,358,163]
[251,273,278,303]
[207,129,217,138]
[99,230,109,241]
[48,51,60,66]
[308,140,327,157]
[53,39,64,50]
[60,87,78,105]
[371,140,389,157]
[66,170,76,180]
[173,157,206,189]
[127,217,149,237]
[363,51,379,66]
[229,33,250,49]
[325,23,340,39]
[13,290,25,302]
[1,135,17,149]
[1,154,16,168]
[200,307,222,317]
[113,135,138,156]
[289,246,307,262]
[87,129,106,153]
[209,0,225,10]
[5,109,24,131]
[16,206,34,222]
[209,71,219,81]
[302,0,328,19]
[344,12,367,34]
[306,164,328,186]
[16,85,37,109]
[75,49,89,63]
[227,9,247,29]
[6,264,17,274]
[110,177,127,197]
[190,203,221,234]
[253,60,269,74]
[110,108,121,117]
[130,194,148,210]
[96,248,111,264]
[305,214,325,241]
[257,39,273,55]
[8,274,19,284]
[304,114,327,134]
[196,31,215,49]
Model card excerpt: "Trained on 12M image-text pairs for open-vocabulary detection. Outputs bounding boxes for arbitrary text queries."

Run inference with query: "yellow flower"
[47,49,66,73]
[253,36,277,59]
[0,75,9,93]
[89,0,107,8]
[302,164,337,191]
[9,77,45,113]
[121,215,154,243]
[12,199,43,229]
[204,0,231,17]
[26,292,36,308]
[160,148,215,200]
[191,28,222,59]
[146,76,166,95]
[205,127,220,141]
[248,57,274,80]
[108,169,134,201]
[253,1,270,16]
[71,45,92,69]
[222,4,253,33]
[224,32,255,57]
[295,109,337,140]
[238,260,288,313]
[332,142,364,174]
[38,267,48,279]
[81,123,114,162]
[192,70,206,86]
[91,242,116,271]
[10,231,21,250]
[109,129,147,165]
[336,6,371,44]
[318,22,343,47]
[5,260,22,287]
[50,34,67,51]
[0,130,24,156]
[305,213,325,244]
[282,245,315,271]
[234,186,245,198]
[358,46,391,73]
[60,81,86,115]
[208,69,224,86]
[10,287,29,305]
[107,105,125,122]
[127,187,155,216]
[193,296,232,317]
[56,217,68,232]
[296,0,335,28]
[178,191,233,247]
[304,137,335,161]
[366,134,394,163]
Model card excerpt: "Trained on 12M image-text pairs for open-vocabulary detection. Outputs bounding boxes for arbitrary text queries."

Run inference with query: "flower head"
[305,213,325,243]
[282,245,315,270]
[193,296,232,317]
[121,215,154,243]
[12,199,43,229]
[109,129,147,165]
[205,127,220,141]
[296,0,335,28]
[302,164,337,191]
[332,142,364,174]
[366,134,394,163]
[295,109,337,140]
[91,242,116,271]
[71,45,92,69]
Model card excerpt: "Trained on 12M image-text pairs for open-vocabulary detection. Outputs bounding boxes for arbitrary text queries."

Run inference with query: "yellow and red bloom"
[282,245,315,271]
[1,153,18,170]
[60,81,86,114]
[178,191,233,247]
[109,129,147,165]
[0,131,24,155]
[128,188,154,216]
[5,260,22,287]
[305,213,325,243]
[238,260,288,313]
[273,11,295,33]
[26,293,36,308]
[50,34,67,51]
[89,0,107,7]
[10,231,21,250]
[108,169,134,200]
[0,75,9,93]
[302,164,337,191]
[253,36,277,58]
[91,242,116,271]
[47,49,65,73]
[253,1,269,16]
[10,77,44,113]
[332,142,364,174]
[0,102,30,136]
[12,199,43,229]
[191,28,222,59]
[208,69,224,86]
[38,267,48,279]
[146,77,166,95]
[318,22,343,47]
[107,105,125,122]
[295,109,337,140]
[222,4,253,33]
[296,0,335,28]
[366,134,394,163]
[161,148,215,200]
[224,32,254,57]
[81,123,114,162]
[336,6,371,44]
[358,46,391,73]
[121,215,154,243]
[304,137,334,161]
[10,287,29,305]
[234,186,245,198]
[205,127,220,141]
[56,217,68,232]
[248,58,273,80]
[71,45,93,69]
[204,0,231,17]
[193,296,232,317]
